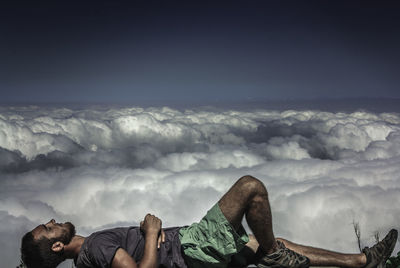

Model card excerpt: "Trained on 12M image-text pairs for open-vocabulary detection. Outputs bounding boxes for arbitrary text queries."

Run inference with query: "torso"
[75,226,187,268]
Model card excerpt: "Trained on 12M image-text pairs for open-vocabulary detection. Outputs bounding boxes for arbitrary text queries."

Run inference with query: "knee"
[236,175,268,196]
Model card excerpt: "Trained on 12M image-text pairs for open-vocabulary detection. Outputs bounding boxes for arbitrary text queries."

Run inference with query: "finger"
[162,229,166,243]
[157,234,162,248]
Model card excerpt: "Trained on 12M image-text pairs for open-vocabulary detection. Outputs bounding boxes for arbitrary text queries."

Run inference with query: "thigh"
[179,204,249,267]
[218,176,254,230]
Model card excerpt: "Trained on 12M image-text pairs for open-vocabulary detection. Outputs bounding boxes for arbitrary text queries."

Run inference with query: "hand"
[140,213,162,236]
[140,214,165,248]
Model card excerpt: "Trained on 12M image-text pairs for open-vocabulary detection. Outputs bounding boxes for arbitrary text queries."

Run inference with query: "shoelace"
[282,247,307,266]
[276,241,308,266]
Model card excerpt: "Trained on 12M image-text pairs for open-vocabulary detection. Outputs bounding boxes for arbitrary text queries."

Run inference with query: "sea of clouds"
[1,105,399,267]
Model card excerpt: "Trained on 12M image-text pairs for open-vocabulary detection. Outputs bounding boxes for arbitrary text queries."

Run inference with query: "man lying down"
[21,175,398,268]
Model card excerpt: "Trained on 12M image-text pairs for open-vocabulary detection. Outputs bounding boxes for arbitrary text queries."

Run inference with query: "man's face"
[31,219,76,245]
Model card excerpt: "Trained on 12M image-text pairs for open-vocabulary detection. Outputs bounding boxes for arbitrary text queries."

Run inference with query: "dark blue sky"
[1,0,400,104]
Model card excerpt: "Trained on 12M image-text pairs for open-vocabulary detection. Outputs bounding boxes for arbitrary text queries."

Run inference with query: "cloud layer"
[1,105,399,267]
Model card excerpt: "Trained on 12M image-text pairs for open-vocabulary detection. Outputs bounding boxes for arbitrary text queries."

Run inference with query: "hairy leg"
[219,176,367,268]
[218,175,278,254]
[239,235,366,268]
[277,238,366,268]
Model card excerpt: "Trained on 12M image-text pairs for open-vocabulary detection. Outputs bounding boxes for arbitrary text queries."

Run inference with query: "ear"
[51,241,65,252]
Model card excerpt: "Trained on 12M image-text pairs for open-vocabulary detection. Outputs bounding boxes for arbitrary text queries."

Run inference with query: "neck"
[63,235,85,259]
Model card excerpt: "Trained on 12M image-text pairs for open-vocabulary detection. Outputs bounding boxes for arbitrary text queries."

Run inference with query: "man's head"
[20,219,76,268]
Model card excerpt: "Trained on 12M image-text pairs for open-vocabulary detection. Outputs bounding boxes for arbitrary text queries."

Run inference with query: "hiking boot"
[257,240,310,268]
[363,229,398,268]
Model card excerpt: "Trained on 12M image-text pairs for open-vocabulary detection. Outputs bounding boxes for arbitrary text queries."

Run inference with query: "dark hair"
[20,231,65,268]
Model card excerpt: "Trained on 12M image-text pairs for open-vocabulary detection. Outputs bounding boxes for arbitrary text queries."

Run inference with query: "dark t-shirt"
[75,226,187,268]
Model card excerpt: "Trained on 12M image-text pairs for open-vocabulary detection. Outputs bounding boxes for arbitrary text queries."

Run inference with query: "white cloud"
[0,105,399,267]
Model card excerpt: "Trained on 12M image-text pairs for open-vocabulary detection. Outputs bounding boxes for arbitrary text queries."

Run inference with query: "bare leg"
[277,238,366,268]
[219,176,367,268]
[218,175,278,254]
[235,235,367,268]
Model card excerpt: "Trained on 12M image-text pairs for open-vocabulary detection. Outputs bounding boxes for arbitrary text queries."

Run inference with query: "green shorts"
[179,203,249,268]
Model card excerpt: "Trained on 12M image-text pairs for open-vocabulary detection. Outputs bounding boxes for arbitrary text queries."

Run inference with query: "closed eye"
[42,224,51,231]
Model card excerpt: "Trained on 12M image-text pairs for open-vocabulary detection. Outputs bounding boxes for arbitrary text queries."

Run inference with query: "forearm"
[138,232,159,268]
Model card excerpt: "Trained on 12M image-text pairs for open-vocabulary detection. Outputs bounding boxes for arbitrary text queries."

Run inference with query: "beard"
[29,221,77,268]
[58,221,76,245]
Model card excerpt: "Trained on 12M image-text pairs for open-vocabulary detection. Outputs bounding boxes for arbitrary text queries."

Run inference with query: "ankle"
[256,240,279,259]
[265,240,279,255]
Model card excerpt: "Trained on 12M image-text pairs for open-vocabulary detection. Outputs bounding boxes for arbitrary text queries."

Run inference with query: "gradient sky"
[1,0,400,104]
